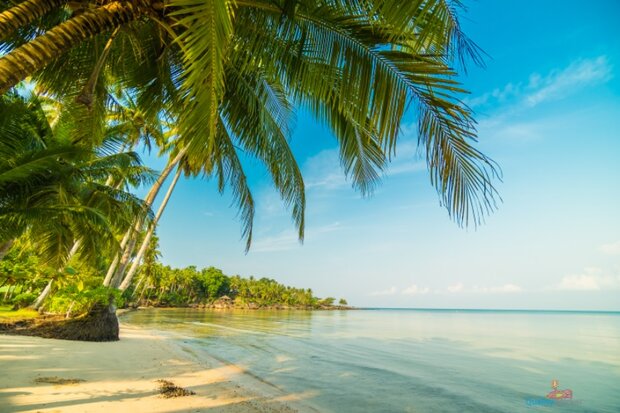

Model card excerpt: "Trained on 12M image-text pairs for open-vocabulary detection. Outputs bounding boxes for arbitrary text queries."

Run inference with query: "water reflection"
[122,309,620,413]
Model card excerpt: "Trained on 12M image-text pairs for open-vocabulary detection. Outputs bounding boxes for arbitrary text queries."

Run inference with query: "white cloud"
[600,241,620,255]
[302,127,427,194]
[252,222,342,253]
[554,267,620,291]
[467,56,612,111]
[524,56,612,107]
[447,282,464,293]
[465,82,519,108]
[444,282,523,294]
[369,286,398,296]
[401,284,430,295]
[303,149,348,191]
[471,284,523,294]
[251,229,299,253]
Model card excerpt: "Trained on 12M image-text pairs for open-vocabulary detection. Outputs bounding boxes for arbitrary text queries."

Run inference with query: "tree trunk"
[108,148,186,288]
[0,0,66,41]
[102,230,131,286]
[30,241,82,310]
[32,280,52,310]
[19,300,120,341]
[3,285,11,301]
[76,26,121,108]
[67,239,81,258]
[119,167,181,291]
[0,0,144,93]
[0,239,14,260]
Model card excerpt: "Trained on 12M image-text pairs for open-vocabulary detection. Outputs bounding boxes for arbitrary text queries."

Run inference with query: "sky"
[143,1,620,310]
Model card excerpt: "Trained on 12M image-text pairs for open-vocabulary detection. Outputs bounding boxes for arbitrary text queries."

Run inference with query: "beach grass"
[0,305,39,322]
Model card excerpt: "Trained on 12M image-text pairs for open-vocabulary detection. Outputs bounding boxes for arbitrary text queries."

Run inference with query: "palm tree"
[108,72,306,289]
[0,0,499,232]
[0,92,154,307]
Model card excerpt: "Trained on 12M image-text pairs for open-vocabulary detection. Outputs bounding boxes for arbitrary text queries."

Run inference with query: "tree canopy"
[0,0,500,328]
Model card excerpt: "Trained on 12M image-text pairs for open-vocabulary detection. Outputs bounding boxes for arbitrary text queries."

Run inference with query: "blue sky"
[145,1,620,310]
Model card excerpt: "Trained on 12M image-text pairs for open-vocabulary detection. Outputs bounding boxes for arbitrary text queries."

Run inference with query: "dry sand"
[0,324,317,413]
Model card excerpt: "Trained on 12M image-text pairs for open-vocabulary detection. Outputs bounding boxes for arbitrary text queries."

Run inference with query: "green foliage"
[0,92,154,270]
[319,297,335,306]
[338,298,347,306]
[0,0,500,249]
[198,267,230,299]
[0,241,55,304]
[0,2,500,319]
[46,286,124,316]
[0,305,39,321]
[133,262,336,308]
[10,291,37,308]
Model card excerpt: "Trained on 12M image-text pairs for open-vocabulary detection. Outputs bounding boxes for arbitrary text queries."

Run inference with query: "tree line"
[0,234,346,313]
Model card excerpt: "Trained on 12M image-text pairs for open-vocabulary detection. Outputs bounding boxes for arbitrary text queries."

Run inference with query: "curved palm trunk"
[0,0,66,41]
[76,26,121,108]
[0,0,144,94]
[31,240,81,310]
[102,229,131,286]
[32,280,52,310]
[0,239,14,260]
[106,148,186,287]
[118,167,181,291]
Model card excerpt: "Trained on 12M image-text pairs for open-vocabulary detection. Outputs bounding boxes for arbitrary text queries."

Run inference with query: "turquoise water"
[122,309,620,412]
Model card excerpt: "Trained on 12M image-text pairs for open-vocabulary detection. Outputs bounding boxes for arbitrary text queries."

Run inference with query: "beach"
[0,324,309,413]
[2,309,619,413]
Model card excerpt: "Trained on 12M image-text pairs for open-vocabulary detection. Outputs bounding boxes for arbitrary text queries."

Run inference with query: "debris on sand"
[156,379,195,398]
[34,376,85,385]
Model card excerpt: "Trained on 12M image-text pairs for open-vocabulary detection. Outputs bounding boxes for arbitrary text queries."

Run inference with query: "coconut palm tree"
[108,69,306,289]
[0,0,499,232]
[0,91,154,307]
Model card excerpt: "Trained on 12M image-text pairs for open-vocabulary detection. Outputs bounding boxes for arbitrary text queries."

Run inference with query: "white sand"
[0,324,317,413]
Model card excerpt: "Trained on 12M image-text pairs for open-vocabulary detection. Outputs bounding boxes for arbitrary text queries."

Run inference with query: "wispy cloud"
[251,222,342,253]
[373,282,523,296]
[467,56,612,111]
[600,241,620,255]
[303,149,348,191]
[302,127,426,194]
[447,283,464,293]
[251,229,299,253]
[553,267,620,291]
[472,56,613,144]
[465,82,519,108]
[369,286,398,296]
[470,284,523,294]
[444,283,523,294]
[524,56,612,108]
[401,284,430,295]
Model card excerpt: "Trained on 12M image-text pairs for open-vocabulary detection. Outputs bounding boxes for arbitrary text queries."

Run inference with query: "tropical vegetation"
[0,0,500,339]
[0,237,345,312]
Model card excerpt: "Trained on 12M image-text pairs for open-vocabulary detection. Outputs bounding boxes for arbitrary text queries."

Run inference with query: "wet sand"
[0,324,312,413]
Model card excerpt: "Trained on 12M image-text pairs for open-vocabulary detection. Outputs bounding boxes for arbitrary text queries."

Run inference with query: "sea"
[122,308,620,412]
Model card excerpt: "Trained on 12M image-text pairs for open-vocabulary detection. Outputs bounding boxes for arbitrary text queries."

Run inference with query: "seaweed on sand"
[156,379,196,398]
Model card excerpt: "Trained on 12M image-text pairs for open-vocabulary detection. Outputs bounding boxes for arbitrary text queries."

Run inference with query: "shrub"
[46,286,124,316]
[158,292,186,307]
[319,297,335,306]
[11,292,37,309]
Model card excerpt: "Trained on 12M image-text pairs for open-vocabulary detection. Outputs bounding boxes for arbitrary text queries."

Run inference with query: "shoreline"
[0,323,316,413]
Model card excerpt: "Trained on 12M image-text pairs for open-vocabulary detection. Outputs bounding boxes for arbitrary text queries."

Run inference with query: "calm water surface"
[122,309,620,412]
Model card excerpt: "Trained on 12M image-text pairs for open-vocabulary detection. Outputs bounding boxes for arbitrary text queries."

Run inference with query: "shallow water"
[122,309,620,412]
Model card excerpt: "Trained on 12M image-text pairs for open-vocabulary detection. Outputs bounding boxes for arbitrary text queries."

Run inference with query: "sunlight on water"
[123,309,620,412]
